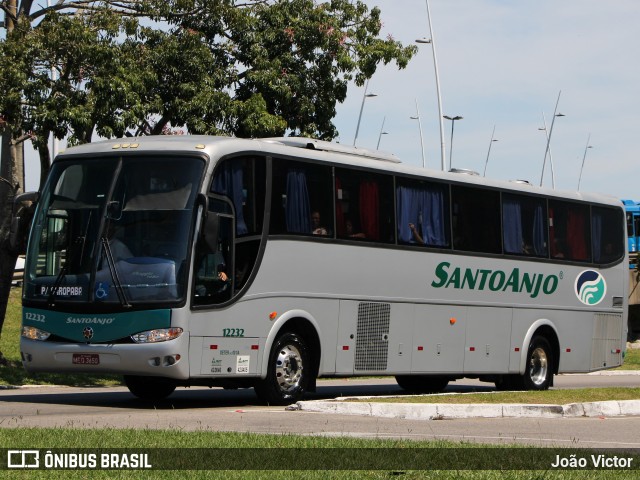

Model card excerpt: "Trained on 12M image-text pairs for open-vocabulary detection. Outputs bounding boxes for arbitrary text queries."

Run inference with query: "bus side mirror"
[10,191,39,252]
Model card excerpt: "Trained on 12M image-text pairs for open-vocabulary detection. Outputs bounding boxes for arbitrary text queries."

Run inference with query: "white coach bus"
[18,136,627,404]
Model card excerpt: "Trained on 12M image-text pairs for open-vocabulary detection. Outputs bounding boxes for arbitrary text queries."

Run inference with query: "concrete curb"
[295,399,640,420]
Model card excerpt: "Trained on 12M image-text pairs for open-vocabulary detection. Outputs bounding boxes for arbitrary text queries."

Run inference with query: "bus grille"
[355,302,391,371]
[591,313,623,369]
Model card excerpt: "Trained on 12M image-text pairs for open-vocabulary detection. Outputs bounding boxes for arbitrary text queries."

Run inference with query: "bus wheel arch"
[256,315,321,405]
[498,322,560,391]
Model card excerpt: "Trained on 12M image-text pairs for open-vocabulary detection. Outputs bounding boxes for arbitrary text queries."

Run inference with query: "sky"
[332,0,640,200]
[22,0,640,200]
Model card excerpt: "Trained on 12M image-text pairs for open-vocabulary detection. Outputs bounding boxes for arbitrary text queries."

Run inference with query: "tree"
[0,0,415,361]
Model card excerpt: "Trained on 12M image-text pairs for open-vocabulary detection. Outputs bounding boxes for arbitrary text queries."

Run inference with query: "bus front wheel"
[124,375,176,401]
[254,332,310,406]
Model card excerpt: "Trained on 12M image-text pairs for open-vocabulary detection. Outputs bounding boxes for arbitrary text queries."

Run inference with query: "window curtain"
[592,211,603,262]
[359,180,379,240]
[396,186,446,246]
[502,197,523,254]
[567,210,588,260]
[212,163,248,235]
[532,204,547,256]
[285,169,311,234]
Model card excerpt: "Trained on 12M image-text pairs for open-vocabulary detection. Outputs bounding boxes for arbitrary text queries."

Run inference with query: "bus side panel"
[387,303,414,374]
[463,307,512,374]
[412,304,466,374]
[511,309,592,373]
[335,300,413,375]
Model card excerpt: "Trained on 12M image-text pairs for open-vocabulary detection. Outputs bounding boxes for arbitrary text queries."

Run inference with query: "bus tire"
[124,375,176,401]
[254,332,310,406]
[518,335,554,391]
[395,375,449,394]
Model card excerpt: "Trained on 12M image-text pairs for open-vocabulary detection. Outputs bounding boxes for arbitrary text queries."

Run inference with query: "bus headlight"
[22,326,51,341]
[131,328,183,344]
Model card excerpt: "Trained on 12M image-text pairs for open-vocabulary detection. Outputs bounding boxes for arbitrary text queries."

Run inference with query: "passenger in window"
[195,252,230,300]
[552,238,567,259]
[408,223,424,244]
[311,210,328,236]
[345,218,366,239]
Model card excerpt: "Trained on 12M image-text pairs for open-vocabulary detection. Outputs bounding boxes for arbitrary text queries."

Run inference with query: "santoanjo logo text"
[66,317,115,325]
[431,262,560,298]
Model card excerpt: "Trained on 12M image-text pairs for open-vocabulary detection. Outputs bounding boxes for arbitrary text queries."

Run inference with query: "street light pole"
[376,116,388,150]
[416,0,446,171]
[483,125,498,177]
[577,133,593,191]
[443,115,462,170]
[353,79,377,147]
[410,99,426,168]
[540,90,563,188]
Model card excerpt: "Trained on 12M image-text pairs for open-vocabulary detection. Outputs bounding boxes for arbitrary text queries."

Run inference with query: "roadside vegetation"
[0,428,638,479]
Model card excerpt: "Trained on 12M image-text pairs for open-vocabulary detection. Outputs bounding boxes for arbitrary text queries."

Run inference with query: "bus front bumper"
[19,334,190,380]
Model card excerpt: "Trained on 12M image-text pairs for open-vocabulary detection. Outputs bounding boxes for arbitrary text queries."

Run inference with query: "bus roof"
[57,135,622,208]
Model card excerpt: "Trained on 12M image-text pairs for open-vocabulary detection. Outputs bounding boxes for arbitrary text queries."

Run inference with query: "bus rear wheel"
[395,375,449,394]
[502,336,554,391]
[124,375,176,401]
[254,332,310,406]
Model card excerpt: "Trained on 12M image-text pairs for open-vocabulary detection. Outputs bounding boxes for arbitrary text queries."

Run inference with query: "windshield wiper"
[47,265,67,307]
[47,234,86,307]
[101,236,131,308]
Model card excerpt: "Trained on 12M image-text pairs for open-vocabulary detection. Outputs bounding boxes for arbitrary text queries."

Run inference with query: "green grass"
[344,387,640,404]
[620,346,640,369]
[0,428,638,479]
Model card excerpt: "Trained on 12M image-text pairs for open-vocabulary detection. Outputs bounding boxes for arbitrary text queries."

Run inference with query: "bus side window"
[549,201,590,262]
[270,159,333,237]
[193,214,233,306]
[336,169,394,243]
[452,185,500,254]
[502,193,548,257]
[396,179,449,248]
[592,206,624,264]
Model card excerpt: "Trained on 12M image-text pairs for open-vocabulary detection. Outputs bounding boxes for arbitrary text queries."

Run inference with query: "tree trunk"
[0,128,25,359]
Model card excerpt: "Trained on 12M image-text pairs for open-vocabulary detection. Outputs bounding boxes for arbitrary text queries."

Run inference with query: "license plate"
[72,353,100,365]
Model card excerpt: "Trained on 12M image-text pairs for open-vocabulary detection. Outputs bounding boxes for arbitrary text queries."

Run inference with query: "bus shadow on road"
[0,381,495,410]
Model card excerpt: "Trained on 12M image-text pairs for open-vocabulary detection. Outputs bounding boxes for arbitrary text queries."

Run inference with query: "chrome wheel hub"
[275,344,303,393]
[529,347,548,386]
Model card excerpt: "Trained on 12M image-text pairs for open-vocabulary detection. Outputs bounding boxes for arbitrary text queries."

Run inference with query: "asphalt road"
[1,374,639,448]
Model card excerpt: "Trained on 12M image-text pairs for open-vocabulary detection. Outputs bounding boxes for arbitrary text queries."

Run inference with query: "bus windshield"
[24,155,205,308]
